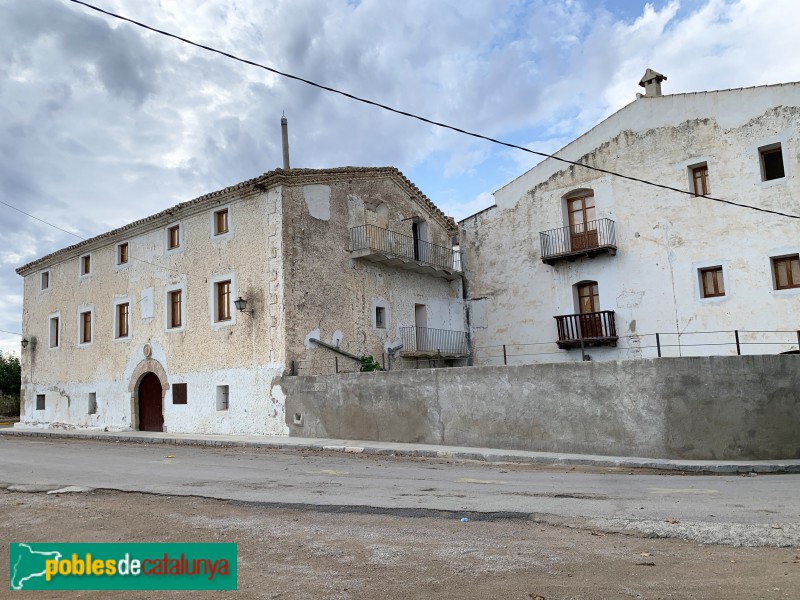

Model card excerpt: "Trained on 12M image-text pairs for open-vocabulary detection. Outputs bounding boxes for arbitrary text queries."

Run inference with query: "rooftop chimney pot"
[638,68,667,97]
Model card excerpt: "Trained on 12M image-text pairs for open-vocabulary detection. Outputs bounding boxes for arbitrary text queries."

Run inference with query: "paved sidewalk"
[2,426,798,473]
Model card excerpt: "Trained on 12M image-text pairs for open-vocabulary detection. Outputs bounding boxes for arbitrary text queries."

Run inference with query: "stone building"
[460,74,800,364]
[17,167,466,433]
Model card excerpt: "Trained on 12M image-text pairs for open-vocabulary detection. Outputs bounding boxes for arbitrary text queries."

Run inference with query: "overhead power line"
[0,328,23,337]
[66,0,800,220]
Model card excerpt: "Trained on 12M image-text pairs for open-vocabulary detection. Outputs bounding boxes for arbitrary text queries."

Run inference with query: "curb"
[2,428,799,474]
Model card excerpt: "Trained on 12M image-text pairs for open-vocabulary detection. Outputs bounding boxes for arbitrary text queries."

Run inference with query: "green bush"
[359,355,384,372]
[0,394,20,417]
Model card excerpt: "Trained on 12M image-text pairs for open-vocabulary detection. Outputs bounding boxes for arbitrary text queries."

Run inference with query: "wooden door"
[577,282,602,338]
[568,194,598,250]
[138,372,164,432]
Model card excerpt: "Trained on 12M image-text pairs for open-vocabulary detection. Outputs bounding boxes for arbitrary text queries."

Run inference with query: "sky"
[2,0,800,354]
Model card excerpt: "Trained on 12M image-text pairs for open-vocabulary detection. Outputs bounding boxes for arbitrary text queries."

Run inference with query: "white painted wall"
[462,82,800,364]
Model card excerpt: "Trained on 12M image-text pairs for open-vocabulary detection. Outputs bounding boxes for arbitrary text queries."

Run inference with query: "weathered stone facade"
[461,82,800,364]
[17,167,464,432]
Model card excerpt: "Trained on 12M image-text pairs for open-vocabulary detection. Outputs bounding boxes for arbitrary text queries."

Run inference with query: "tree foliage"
[0,351,21,396]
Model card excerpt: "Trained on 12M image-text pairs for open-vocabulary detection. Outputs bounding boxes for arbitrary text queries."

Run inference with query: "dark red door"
[138,373,163,432]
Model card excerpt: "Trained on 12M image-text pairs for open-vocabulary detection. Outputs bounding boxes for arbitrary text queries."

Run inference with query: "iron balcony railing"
[350,224,462,271]
[554,310,618,347]
[399,326,470,355]
[540,218,616,260]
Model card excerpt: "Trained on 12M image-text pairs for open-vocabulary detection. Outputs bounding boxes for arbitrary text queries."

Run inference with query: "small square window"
[700,266,725,298]
[214,208,229,235]
[375,306,386,329]
[216,385,229,411]
[117,242,129,265]
[215,280,231,322]
[772,255,800,290]
[88,392,97,415]
[80,310,92,344]
[168,289,183,329]
[691,164,709,196]
[167,225,181,250]
[41,271,50,291]
[49,316,59,348]
[36,394,45,410]
[172,383,188,405]
[80,255,91,276]
[760,144,785,181]
[116,302,130,339]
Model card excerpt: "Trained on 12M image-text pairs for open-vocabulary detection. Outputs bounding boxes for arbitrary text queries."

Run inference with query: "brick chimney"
[638,68,667,97]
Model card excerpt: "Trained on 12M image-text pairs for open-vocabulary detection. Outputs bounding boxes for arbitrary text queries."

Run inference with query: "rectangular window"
[216,280,231,322]
[214,208,229,235]
[117,302,130,338]
[216,385,229,411]
[49,316,59,348]
[700,266,725,298]
[375,306,386,329]
[772,255,800,290]
[41,271,50,291]
[760,144,785,181]
[167,225,181,250]
[172,383,188,405]
[117,242,129,265]
[80,255,91,276]
[168,290,183,328]
[36,394,45,410]
[691,164,709,196]
[80,310,92,343]
[88,392,97,415]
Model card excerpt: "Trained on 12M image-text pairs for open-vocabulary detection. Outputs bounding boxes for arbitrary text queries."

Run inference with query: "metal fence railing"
[399,326,469,355]
[539,218,616,260]
[350,224,462,271]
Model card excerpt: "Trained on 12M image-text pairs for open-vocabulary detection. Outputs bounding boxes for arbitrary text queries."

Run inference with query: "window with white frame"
[79,254,91,277]
[117,242,129,265]
[165,285,185,330]
[48,314,60,349]
[41,271,50,291]
[78,308,93,345]
[115,300,131,339]
[213,207,230,236]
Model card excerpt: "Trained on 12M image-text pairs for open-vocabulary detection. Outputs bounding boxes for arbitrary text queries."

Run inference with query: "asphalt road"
[2,437,798,546]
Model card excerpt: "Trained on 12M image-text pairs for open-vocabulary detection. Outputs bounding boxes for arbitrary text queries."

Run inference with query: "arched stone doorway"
[138,372,164,432]
[128,356,169,432]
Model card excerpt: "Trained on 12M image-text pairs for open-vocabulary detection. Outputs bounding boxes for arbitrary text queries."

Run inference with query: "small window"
[375,306,386,329]
[691,164,709,196]
[117,242,129,265]
[216,385,229,411]
[80,310,92,344]
[760,144,785,181]
[36,394,45,410]
[172,383,188,405]
[49,316,59,349]
[700,266,725,298]
[215,280,231,322]
[80,254,91,276]
[214,208,229,235]
[167,225,181,250]
[116,302,130,339]
[88,392,97,415]
[772,255,800,290]
[168,289,183,329]
[41,271,50,291]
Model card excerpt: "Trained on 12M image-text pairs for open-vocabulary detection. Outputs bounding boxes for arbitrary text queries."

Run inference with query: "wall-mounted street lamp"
[21,338,29,349]
[21,337,35,351]
[234,296,254,316]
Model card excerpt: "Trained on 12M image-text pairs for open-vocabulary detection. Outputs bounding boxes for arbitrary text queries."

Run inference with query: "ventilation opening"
[293,413,303,426]
[760,144,785,181]
[375,306,386,329]
[36,394,45,410]
[216,385,229,411]
[88,392,97,415]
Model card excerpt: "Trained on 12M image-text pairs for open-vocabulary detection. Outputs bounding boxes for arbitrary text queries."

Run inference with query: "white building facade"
[460,78,800,364]
[17,167,465,433]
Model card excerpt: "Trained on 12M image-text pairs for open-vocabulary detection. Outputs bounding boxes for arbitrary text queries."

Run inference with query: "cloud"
[1,0,800,350]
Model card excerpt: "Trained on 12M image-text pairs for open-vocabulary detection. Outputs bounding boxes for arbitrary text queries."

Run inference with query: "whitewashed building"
[17,167,465,433]
[460,73,800,364]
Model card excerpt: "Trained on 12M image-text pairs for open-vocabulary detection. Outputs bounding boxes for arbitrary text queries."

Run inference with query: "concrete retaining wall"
[283,355,800,460]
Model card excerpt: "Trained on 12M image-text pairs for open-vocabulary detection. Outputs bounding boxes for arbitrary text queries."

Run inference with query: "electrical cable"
[65,0,800,220]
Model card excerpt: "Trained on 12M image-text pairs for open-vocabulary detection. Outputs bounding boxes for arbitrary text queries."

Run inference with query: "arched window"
[564,190,597,250]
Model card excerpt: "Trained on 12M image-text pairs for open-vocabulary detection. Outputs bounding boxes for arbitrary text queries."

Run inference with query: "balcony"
[399,327,470,358]
[540,219,617,265]
[554,310,618,349]
[350,225,463,280]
